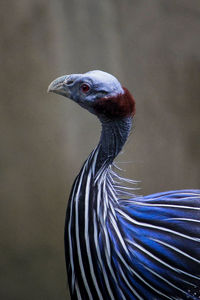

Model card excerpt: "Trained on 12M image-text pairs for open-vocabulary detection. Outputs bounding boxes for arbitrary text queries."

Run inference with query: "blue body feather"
[65,145,200,300]
[48,70,200,300]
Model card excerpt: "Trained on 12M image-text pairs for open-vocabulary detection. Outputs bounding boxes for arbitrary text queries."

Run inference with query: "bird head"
[48,70,135,120]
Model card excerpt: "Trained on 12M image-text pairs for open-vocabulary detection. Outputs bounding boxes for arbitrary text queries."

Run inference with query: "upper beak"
[47,75,70,97]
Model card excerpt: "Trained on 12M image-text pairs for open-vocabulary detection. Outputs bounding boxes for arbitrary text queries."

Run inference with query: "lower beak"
[47,75,70,97]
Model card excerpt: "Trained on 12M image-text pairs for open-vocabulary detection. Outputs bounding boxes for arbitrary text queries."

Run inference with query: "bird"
[48,70,200,300]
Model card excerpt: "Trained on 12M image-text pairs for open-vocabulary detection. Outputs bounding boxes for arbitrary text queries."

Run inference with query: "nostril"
[66,80,74,85]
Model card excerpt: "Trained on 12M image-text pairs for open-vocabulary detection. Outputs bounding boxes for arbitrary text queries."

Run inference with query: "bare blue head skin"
[48,70,124,114]
[48,70,132,165]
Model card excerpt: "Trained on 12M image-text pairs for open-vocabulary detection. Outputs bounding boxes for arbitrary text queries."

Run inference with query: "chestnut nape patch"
[93,87,135,119]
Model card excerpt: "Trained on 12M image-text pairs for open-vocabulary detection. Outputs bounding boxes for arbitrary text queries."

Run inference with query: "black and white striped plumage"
[48,70,200,300]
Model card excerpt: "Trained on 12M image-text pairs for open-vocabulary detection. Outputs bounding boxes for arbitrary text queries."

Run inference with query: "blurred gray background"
[1,0,200,299]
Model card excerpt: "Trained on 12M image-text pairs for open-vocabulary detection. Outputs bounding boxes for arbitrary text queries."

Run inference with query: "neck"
[95,116,132,171]
[65,116,133,298]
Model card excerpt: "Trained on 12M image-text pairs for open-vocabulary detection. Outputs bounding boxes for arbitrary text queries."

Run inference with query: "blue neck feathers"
[96,116,132,171]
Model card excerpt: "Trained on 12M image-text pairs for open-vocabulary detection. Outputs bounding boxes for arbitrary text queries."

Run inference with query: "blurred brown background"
[0,0,200,299]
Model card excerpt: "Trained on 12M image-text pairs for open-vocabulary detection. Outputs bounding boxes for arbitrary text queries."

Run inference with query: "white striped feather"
[165,218,200,223]
[103,178,108,223]
[93,211,116,300]
[117,249,172,299]
[143,265,189,298]
[68,178,78,291]
[124,200,200,210]
[74,161,93,299]
[84,169,104,300]
[151,238,200,264]
[116,208,200,242]
[127,240,200,281]
[66,142,200,299]
[75,281,82,300]
[109,213,129,256]
[118,265,144,300]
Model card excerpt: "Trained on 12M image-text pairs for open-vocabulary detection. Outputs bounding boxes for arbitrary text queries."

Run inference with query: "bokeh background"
[1,0,200,299]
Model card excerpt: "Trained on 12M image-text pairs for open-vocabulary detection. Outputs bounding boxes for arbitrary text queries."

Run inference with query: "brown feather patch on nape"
[93,87,136,119]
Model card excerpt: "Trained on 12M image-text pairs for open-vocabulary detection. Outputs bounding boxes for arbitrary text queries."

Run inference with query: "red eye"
[81,83,90,93]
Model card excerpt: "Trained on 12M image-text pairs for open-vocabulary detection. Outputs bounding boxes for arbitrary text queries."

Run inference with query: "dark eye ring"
[80,83,90,93]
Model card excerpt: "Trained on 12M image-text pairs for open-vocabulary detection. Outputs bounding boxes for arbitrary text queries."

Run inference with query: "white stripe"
[116,208,200,242]
[94,211,126,300]
[128,240,200,280]
[144,265,188,295]
[93,212,115,300]
[91,147,99,176]
[123,201,200,210]
[152,238,200,264]
[97,186,101,218]
[116,189,135,197]
[75,163,93,300]
[118,266,144,300]
[109,203,117,220]
[94,161,107,184]
[102,218,111,258]
[146,193,200,200]
[75,281,82,300]
[107,181,118,204]
[117,250,171,299]
[110,168,137,185]
[166,218,200,223]
[115,185,137,191]
[104,246,127,300]
[103,179,108,222]
[68,178,78,291]
[110,214,129,256]
[84,170,104,300]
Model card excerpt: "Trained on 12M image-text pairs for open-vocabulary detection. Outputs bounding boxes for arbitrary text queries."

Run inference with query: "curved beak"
[47,75,70,97]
